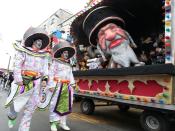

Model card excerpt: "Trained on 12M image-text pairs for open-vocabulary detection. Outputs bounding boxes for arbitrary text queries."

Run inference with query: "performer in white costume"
[5,27,50,131]
[48,39,75,131]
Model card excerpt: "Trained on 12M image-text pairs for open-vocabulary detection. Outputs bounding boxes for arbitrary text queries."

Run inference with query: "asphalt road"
[0,90,175,131]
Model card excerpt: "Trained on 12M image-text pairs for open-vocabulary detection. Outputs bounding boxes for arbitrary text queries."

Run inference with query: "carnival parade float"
[70,0,175,131]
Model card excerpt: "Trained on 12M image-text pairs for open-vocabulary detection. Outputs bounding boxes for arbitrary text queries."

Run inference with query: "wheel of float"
[80,99,95,115]
[118,104,130,112]
[140,111,169,131]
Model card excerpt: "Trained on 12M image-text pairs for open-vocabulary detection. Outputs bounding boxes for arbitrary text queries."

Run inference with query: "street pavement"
[0,90,175,131]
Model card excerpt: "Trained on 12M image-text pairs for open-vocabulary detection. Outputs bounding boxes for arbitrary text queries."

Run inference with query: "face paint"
[33,39,42,49]
[61,51,69,60]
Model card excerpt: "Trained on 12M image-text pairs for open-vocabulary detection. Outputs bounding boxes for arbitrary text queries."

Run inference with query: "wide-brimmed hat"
[52,39,75,59]
[83,6,126,46]
[70,0,163,47]
[23,27,50,50]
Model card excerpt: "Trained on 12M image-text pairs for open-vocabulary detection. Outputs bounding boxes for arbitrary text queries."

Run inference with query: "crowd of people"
[139,33,165,65]
[0,71,13,90]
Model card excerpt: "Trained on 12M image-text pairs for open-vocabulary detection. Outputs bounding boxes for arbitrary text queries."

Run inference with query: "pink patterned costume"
[48,60,75,123]
[48,38,75,131]
[7,51,48,131]
[5,27,50,131]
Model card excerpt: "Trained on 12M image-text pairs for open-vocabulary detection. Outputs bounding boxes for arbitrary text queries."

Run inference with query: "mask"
[33,39,42,49]
[62,51,69,60]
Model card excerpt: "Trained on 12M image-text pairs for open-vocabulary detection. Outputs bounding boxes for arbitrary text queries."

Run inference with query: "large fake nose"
[104,29,116,41]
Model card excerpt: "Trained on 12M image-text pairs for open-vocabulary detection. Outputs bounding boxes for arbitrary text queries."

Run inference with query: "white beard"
[108,40,142,67]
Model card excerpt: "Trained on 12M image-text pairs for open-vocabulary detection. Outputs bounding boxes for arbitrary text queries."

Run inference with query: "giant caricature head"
[97,23,128,50]
[82,6,125,47]
[71,0,163,67]
[81,6,143,67]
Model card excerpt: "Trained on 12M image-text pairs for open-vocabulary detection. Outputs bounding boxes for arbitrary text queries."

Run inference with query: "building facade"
[39,9,73,34]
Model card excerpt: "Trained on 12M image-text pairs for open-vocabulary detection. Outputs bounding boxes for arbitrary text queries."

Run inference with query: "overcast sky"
[0,0,88,70]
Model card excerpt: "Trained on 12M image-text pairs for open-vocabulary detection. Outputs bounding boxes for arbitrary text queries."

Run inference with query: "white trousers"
[8,79,41,131]
[49,85,73,123]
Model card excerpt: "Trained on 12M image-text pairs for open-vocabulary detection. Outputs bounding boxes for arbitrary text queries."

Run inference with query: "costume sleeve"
[47,61,56,88]
[69,67,75,86]
[13,51,25,83]
[42,56,49,78]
